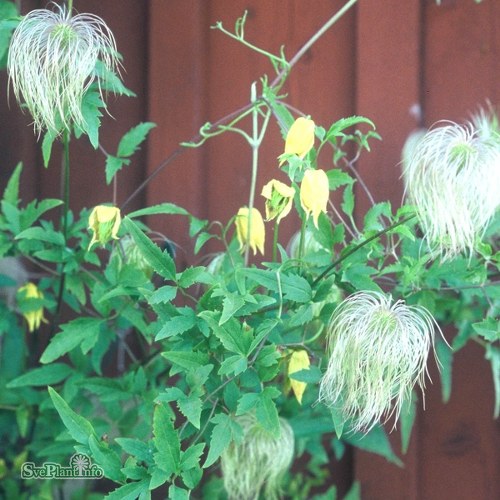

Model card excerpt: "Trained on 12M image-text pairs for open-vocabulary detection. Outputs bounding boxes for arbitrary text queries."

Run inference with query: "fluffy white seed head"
[402,117,500,259]
[8,3,119,135]
[221,414,294,500]
[319,291,440,434]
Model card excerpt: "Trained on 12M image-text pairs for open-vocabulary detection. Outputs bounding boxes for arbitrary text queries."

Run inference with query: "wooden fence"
[1,1,499,498]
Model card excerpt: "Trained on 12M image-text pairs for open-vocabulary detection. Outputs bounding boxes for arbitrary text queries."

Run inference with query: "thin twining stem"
[312,215,416,286]
[121,0,359,210]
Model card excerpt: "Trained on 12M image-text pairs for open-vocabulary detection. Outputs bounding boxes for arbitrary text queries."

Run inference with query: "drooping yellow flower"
[288,349,311,404]
[17,282,46,333]
[261,179,295,224]
[88,205,121,249]
[283,117,315,159]
[300,169,329,228]
[235,207,266,256]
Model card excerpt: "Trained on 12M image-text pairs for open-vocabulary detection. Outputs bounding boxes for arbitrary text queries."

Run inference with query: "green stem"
[245,83,261,266]
[312,215,416,286]
[55,131,71,317]
[270,0,358,89]
[67,0,73,12]
[272,221,279,262]
[298,216,307,261]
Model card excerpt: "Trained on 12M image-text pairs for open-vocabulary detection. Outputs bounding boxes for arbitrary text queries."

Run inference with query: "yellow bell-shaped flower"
[288,349,311,404]
[88,205,121,249]
[284,117,315,159]
[17,282,46,333]
[261,179,295,224]
[300,169,329,228]
[235,207,265,256]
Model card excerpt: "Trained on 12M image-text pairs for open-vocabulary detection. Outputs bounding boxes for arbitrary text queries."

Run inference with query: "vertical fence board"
[354,1,422,499]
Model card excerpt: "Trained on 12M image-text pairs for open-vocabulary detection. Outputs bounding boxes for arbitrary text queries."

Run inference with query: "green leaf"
[48,387,96,445]
[161,351,209,370]
[16,226,65,246]
[436,337,453,403]
[7,363,72,388]
[42,131,57,168]
[168,485,190,500]
[123,217,175,280]
[153,404,180,477]
[344,425,403,466]
[117,122,156,157]
[80,88,104,148]
[326,115,376,140]
[89,434,125,483]
[326,168,354,191]
[203,413,242,468]
[40,318,103,364]
[180,443,205,471]
[343,481,361,500]
[199,311,251,355]
[288,365,322,383]
[105,155,129,185]
[255,388,280,438]
[128,202,189,219]
[178,394,203,429]
[472,318,499,341]
[178,266,214,288]
[3,162,22,205]
[485,345,500,418]
[105,480,149,500]
[155,308,197,341]
[115,438,154,464]
[341,184,354,218]
[400,393,417,454]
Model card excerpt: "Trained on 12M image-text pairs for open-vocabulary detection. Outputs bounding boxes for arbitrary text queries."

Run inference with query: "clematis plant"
[1,2,498,499]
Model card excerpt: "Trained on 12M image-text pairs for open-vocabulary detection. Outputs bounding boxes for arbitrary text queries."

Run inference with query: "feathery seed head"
[8,3,120,135]
[402,118,500,259]
[221,414,294,500]
[319,291,440,433]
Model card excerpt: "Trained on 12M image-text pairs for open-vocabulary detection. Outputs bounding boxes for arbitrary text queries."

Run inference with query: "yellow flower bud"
[284,117,315,159]
[17,282,46,333]
[88,205,121,249]
[300,169,329,228]
[235,207,266,256]
[288,349,311,404]
[261,179,295,224]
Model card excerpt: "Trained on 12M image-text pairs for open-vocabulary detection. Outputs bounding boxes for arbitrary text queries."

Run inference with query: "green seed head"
[8,3,120,135]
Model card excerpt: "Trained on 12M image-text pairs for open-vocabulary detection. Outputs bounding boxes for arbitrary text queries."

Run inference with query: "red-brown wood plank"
[354,1,422,498]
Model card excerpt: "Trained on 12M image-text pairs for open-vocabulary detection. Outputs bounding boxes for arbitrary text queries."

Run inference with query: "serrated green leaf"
[80,88,104,148]
[326,168,354,191]
[485,345,500,418]
[3,162,22,204]
[168,485,190,500]
[40,318,103,364]
[16,226,65,246]
[148,285,177,304]
[117,122,156,157]
[7,363,72,388]
[256,388,280,438]
[122,217,175,280]
[180,443,205,471]
[105,479,149,500]
[89,434,125,483]
[219,354,247,376]
[178,266,214,288]
[472,318,499,341]
[161,351,209,371]
[341,184,354,217]
[105,155,129,185]
[155,308,197,341]
[48,387,96,445]
[203,413,241,468]
[288,365,322,383]
[178,394,203,429]
[199,311,251,355]
[344,425,403,466]
[115,438,153,463]
[128,202,189,219]
[42,131,57,168]
[153,404,180,477]
[220,294,245,325]
[400,393,417,454]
